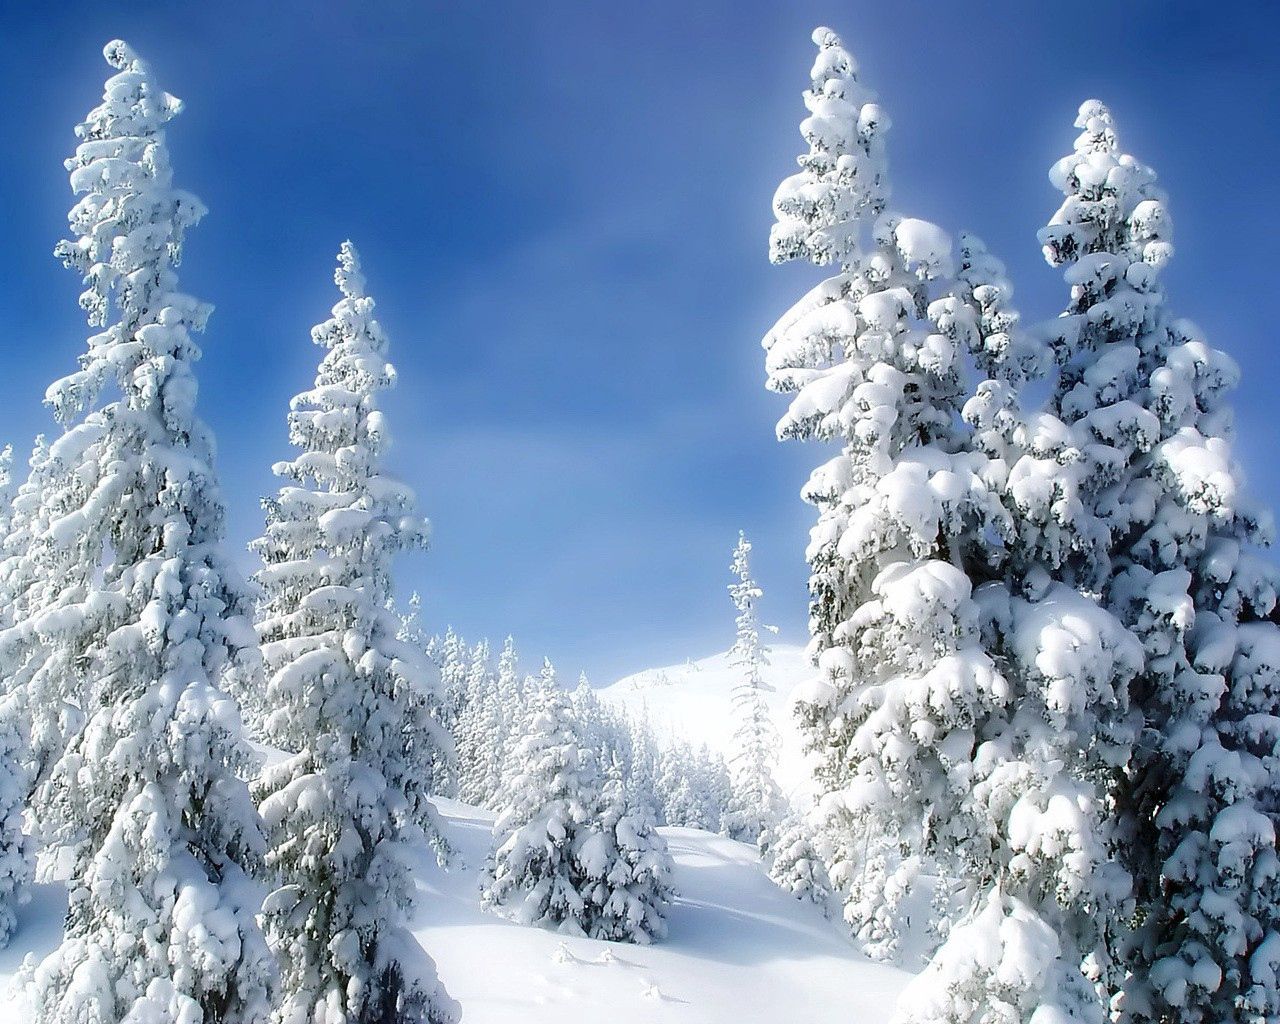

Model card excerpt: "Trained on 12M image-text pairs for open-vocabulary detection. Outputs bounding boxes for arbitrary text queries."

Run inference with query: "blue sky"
[0,2,1277,682]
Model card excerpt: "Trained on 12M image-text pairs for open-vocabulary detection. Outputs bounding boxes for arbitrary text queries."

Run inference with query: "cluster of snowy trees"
[408,610,757,843]
[0,40,709,1024]
[0,40,473,1024]
[481,666,673,943]
[1,23,1269,1024]
[766,25,1280,1024]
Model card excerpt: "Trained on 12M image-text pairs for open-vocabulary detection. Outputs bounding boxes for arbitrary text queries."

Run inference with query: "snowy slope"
[598,644,817,795]
[0,798,911,1023]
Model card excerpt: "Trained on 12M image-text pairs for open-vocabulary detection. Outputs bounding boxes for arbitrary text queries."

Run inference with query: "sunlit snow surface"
[599,644,818,797]
[416,799,909,1023]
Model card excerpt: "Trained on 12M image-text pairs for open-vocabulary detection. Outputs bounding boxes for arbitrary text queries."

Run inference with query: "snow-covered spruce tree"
[766,30,1146,1016]
[764,26,1015,958]
[0,442,29,948]
[887,231,1148,1023]
[577,751,674,944]
[18,40,276,1023]
[654,739,694,828]
[483,659,599,933]
[458,675,501,814]
[569,673,636,787]
[652,737,727,832]
[397,593,456,800]
[0,688,28,950]
[478,635,525,808]
[455,639,493,805]
[0,435,86,806]
[625,712,664,823]
[722,532,784,851]
[436,626,469,735]
[0,445,12,534]
[250,242,457,1024]
[890,568,1144,1024]
[703,748,734,834]
[570,672,598,732]
[769,811,833,911]
[1038,101,1280,1024]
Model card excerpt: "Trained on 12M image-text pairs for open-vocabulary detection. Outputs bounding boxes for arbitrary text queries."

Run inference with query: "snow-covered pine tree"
[0,442,29,948]
[18,40,276,1023]
[882,227,1147,1024]
[0,688,28,950]
[465,684,505,812]
[701,747,734,834]
[577,751,673,944]
[437,626,469,733]
[763,25,1016,957]
[0,446,12,534]
[483,658,598,933]
[569,673,634,785]
[0,435,85,806]
[655,739,696,828]
[250,242,457,1024]
[570,671,599,736]
[769,811,833,911]
[1039,101,1280,1024]
[456,639,496,806]
[397,592,457,800]
[652,737,724,832]
[722,532,784,851]
[625,712,663,823]
[480,634,525,808]
[765,30,1146,1016]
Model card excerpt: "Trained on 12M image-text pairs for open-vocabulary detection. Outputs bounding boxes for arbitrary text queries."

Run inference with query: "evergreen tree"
[455,639,493,805]
[658,741,731,834]
[766,29,1145,1016]
[483,659,597,933]
[0,446,12,537]
[1039,101,1280,1024]
[655,739,697,828]
[693,745,733,835]
[0,432,91,814]
[481,635,525,809]
[625,712,663,824]
[250,242,456,1024]
[893,230,1146,1022]
[0,689,27,950]
[19,40,275,1023]
[0,443,29,947]
[397,593,456,800]
[437,626,469,731]
[722,532,784,851]
[577,752,674,944]
[769,812,833,911]
[764,25,1008,956]
[569,673,629,776]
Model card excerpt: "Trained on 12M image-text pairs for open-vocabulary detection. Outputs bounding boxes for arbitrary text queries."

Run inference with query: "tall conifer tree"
[251,243,457,1024]
[20,40,275,1024]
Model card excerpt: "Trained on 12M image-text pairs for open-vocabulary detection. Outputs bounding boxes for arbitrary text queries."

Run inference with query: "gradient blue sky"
[0,2,1277,682]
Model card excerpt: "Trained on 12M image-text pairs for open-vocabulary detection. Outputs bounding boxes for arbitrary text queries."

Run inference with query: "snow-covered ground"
[0,797,910,1024]
[599,644,817,795]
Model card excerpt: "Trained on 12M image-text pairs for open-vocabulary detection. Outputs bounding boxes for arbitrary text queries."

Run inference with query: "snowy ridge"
[598,644,816,796]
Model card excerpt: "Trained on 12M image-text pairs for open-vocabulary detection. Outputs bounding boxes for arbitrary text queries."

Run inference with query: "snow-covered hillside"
[0,798,910,1024]
[599,644,816,795]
